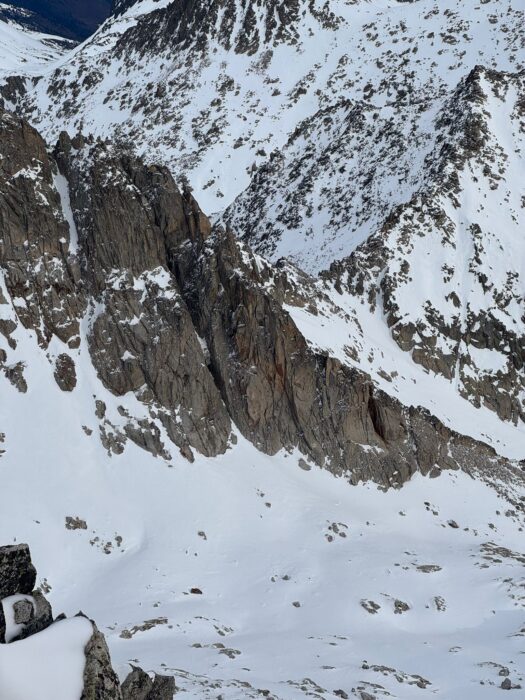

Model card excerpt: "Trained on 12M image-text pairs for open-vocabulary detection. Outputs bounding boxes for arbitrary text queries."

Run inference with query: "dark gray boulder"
[149,674,176,699]
[54,353,77,391]
[0,544,37,598]
[13,598,34,624]
[121,666,176,700]
[14,590,54,641]
[121,666,153,700]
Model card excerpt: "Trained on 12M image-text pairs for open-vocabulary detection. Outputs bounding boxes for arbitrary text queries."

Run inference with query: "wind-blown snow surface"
[0,312,524,698]
[0,617,93,700]
[0,6,69,78]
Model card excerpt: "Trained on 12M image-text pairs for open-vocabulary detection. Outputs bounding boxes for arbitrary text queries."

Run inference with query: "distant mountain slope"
[0,7,71,78]
[7,0,522,224]
[5,0,111,40]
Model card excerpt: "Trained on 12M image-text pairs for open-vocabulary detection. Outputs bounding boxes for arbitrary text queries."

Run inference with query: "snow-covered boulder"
[0,543,175,699]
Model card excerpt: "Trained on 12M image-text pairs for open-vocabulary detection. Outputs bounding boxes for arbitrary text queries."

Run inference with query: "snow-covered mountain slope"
[0,5,72,79]
[0,104,522,700]
[222,65,525,271]
[267,66,525,432]
[5,0,523,219]
[2,0,522,427]
[4,107,517,491]
[2,0,522,433]
[0,2,524,698]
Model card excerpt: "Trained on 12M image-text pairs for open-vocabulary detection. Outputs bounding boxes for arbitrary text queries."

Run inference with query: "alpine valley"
[0,1,523,699]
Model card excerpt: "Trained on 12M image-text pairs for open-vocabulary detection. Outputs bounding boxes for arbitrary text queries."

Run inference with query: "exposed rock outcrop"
[0,109,518,487]
[0,544,49,643]
[54,352,77,391]
[0,543,36,599]
[13,591,54,642]
[0,544,176,698]
[55,131,232,459]
[0,111,85,349]
[110,0,328,57]
[80,617,123,700]
[121,666,176,700]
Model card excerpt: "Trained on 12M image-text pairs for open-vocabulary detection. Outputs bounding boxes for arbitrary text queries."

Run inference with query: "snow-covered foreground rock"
[0,616,94,700]
[0,542,172,698]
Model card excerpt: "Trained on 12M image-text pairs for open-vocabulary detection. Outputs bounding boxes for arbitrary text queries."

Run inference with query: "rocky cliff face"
[0,109,519,487]
[55,132,232,460]
[0,112,84,350]
[2,0,521,440]
[168,221,510,485]
[111,0,316,55]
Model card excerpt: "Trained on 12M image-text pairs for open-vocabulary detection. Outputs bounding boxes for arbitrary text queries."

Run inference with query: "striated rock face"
[169,225,508,485]
[0,108,517,487]
[54,132,231,459]
[0,112,84,349]
[0,115,229,461]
